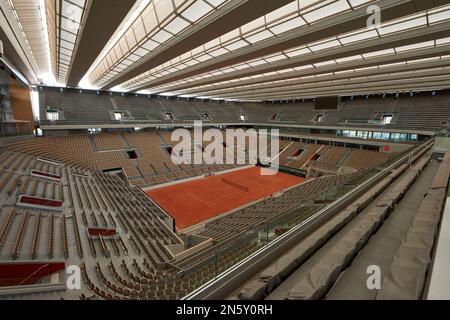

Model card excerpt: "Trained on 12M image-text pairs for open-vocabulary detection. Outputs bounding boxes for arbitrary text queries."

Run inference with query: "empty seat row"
[376,151,450,300]
[37,87,450,132]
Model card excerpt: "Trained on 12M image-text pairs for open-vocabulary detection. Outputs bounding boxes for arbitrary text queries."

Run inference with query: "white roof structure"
[1,0,450,100]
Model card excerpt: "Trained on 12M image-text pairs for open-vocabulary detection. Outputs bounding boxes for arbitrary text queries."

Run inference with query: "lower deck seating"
[342,149,389,171]
[6,132,245,188]
[278,143,389,172]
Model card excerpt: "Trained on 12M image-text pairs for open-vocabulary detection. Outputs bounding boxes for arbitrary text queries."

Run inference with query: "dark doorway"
[126,150,138,159]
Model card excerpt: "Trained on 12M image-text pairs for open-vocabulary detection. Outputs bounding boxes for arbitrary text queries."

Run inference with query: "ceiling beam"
[0,26,35,83]
[0,1,39,82]
[66,0,137,87]
[217,69,450,99]
[190,64,450,98]
[131,0,450,92]
[179,48,450,96]
[151,22,450,94]
[264,81,450,99]
[228,77,450,100]
[100,0,294,90]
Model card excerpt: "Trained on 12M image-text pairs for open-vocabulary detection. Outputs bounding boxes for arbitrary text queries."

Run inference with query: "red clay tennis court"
[146,166,305,230]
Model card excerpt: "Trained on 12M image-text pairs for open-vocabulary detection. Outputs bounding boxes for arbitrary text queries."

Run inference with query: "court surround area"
[146,166,306,230]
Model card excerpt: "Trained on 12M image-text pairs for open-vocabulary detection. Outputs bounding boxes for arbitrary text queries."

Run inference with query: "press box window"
[46,109,59,121]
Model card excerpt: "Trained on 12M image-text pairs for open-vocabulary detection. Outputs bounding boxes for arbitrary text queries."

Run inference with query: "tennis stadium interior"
[1,0,450,301]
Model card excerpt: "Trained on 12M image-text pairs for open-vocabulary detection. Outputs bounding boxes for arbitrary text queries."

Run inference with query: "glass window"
[373,132,382,139]
[381,132,391,140]
[181,0,213,22]
[359,131,369,139]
